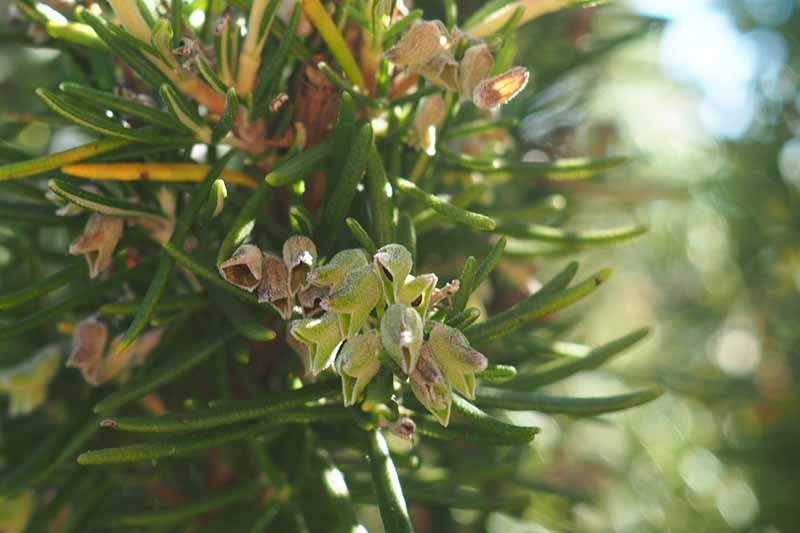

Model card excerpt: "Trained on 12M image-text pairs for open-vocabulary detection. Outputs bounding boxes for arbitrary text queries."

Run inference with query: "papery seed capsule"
[472,66,530,110]
[289,312,345,375]
[103,329,163,384]
[385,20,448,67]
[299,284,329,317]
[412,95,446,156]
[67,318,108,386]
[69,214,124,279]
[219,244,263,291]
[258,253,293,319]
[283,235,318,295]
[458,43,494,102]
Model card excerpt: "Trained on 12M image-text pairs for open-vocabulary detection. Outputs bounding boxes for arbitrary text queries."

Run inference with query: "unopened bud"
[380,304,424,374]
[219,244,263,292]
[69,214,124,279]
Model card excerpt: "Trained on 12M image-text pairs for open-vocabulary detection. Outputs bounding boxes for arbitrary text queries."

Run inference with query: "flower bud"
[472,66,530,110]
[409,345,452,426]
[335,330,381,406]
[103,329,162,383]
[385,20,448,67]
[219,244,263,292]
[258,253,293,319]
[325,264,382,338]
[380,304,424,374]
[374,244,413,305]
[283,235,317,294]
[412,95,446,156]
[69,213,124,278]
[289,312,344,375]
[0,346,60,417]
[458,43,494,102]
[307,248,369,291]
[398,273,438,320]
[67,318,108,386]
[427,323,488,399]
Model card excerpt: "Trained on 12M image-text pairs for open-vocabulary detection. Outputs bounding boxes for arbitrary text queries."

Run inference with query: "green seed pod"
[398,273,438,320]
[289,312,344,375]
[0,346,60,417]
[409,344,452,426]
[325,264,382,338]
[335,330,381,407]
[380,303,424,374]
[374,244,413,305]
[307,248,369,291]
[427,323,488,400]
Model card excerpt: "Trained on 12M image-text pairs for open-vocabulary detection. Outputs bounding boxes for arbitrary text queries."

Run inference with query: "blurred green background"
[2,0,799,531]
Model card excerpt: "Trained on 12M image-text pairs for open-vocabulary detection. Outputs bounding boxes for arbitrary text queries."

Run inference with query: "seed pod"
[283,235,318,294]
[398,273,438,320]
[307,248,369,291]
[427,323,488,399]
[325,264,382,338]
[409,345,452,426]
[0,346,60,417]
[298,284,329,318]
[374,244,413,305]
[412,95,446,156]
[414,53,460,91]
[103,329,163,384]
[380,303,424,374]
[258,253,293,319]
[458,43,494,102]
[69,213,124,279]
[335,330,381,407]
[67,318,109,386]
[219,244,263,292]
[385,20,448,67]
[286,320,313,374]
[289,312,344,375]
[472,66,530,110]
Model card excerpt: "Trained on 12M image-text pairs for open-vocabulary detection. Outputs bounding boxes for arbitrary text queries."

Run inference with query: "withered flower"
[335,330,381,407]
[282,235,317,294]
[69,213,124,278]
[380,303,424,374]
[67,318,109,386]
[427,323,488,399]
[298,284,329,317]
[258,253,293,319]
[219,244,263,292]
[103,329,163,383]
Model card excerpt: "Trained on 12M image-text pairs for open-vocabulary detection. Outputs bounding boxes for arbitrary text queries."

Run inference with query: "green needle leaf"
[474,386,665,415]
[509,327,650,388]
[451,394,539,442]
[465,264,609,344]
[212,88,239,144]
[366,143,395,246]
[395,178,497,231]
[478,364,518,383]
[116,151,236,353]
[217,291,277,341]
[264,138,335,186]
[499,223,648,246]
[0,262,84,311]
[48,178,167,222]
